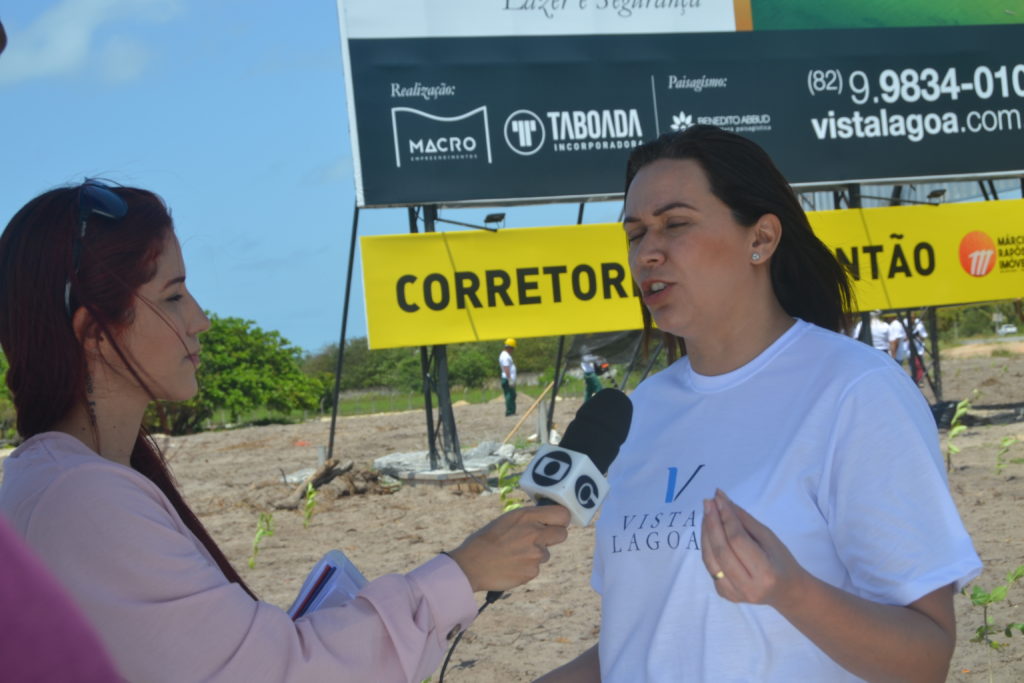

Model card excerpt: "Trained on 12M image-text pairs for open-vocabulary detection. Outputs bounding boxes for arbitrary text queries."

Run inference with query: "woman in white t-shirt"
[538,125,980,682]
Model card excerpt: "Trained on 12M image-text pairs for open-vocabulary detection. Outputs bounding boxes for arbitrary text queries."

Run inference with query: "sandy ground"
[157,340,1024,682]
[9,341,1023,681]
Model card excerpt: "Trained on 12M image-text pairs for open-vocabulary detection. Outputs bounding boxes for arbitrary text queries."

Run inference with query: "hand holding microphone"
[446,390,632,596]
[445,505,570,593]
[483,389,633,604]
[437,390,633,683]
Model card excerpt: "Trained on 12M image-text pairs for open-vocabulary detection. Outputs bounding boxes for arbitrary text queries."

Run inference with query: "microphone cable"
[437,390,632,681]
[437,590,502,683]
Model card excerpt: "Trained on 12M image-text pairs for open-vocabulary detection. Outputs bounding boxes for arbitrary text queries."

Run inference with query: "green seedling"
[945,394,974,472]
[963,565,1024,683]
[966,565,1024,650]
[248,512,274,569]
[995,436,1020,474]
[496,461,524,512]
[303,481,318,528]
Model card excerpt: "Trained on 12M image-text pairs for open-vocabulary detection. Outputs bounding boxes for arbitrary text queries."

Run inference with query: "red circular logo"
[958,231,996,277]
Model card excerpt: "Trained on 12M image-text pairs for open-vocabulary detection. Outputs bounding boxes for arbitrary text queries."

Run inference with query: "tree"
[149,314,322,435]
[302,335,574,393]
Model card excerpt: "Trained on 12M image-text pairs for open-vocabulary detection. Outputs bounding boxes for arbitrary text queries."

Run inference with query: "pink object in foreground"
[0,514,122,681]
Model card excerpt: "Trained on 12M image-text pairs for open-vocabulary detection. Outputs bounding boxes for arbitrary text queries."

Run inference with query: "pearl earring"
[751,253,761,261]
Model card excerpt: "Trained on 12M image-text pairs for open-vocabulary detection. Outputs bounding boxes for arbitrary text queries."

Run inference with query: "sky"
[0,0,625,354]
[4,2,1020,355]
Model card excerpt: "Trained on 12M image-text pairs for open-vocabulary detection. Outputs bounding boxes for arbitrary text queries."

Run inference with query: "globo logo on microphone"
[574,475,599,509]
[531,451,573,486]
[521,444,609,527]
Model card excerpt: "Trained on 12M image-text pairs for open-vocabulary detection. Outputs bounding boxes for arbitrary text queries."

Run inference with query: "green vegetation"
[945,394,974,472]
[935,302,1022,344]
[963,564,1024,683]
[247,512,274,569]
[0,301,1017,439]
[0,323,695,439]
[303,482,317,528]
[303,336,566,392]
[496,461,526,512]
[995,436,1023,475]
[148,314,325,435]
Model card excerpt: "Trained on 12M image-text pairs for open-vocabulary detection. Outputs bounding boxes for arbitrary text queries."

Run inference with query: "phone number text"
[807,66,1024,105]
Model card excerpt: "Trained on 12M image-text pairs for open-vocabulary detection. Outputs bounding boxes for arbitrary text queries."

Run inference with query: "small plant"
[965,565,1024,651]
[247,512,274,569]
[496,461,525,512]
[945,394,974,472]
[303,481,318,528]
[995,436,1021,474]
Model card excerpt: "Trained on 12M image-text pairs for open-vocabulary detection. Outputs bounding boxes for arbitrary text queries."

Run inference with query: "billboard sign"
[337,1,1024,207]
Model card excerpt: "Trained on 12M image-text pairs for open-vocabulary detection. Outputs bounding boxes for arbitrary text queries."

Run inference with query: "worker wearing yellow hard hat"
[499,338,517,416]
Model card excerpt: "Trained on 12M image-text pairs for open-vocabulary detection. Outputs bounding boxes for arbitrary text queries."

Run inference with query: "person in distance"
[538,125,980,682]
[0,181,570,683]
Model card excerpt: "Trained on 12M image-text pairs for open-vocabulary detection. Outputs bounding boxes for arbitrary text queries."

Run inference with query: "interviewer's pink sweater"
[0,432,477,683]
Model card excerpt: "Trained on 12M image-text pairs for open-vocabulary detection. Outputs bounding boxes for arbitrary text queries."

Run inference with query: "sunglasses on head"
[64,180,129,317]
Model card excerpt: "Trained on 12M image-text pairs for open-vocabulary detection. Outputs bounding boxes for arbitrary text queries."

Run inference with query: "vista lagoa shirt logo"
[610,466,705,555]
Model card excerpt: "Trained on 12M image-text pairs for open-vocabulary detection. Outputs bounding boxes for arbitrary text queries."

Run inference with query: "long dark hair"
[0,183,256,599]
[625,125,855,357]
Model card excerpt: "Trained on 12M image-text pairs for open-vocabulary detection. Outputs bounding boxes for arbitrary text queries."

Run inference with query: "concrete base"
[373,442,534,494]
[393,468,490,493]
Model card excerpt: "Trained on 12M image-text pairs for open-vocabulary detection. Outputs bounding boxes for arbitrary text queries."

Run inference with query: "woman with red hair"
[0,181,569,682]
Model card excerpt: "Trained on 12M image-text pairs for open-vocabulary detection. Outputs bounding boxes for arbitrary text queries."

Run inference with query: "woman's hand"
[700,489,809,611]
[702,489,958,682]
[447,505,570,592]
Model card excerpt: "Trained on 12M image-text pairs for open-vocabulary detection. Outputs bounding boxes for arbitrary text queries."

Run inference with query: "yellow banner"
[813,199,1024,311]
[362,223,640,349]
[361,200,1024,349]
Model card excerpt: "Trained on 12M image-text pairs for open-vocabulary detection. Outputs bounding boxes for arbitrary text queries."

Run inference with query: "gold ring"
[712,570,725,580]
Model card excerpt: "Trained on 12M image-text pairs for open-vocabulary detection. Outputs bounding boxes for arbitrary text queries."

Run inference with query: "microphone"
[519,388,633,526]
[485,388,632,606]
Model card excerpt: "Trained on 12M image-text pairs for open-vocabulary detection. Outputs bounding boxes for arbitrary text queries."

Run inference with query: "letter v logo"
[664,465,704,503]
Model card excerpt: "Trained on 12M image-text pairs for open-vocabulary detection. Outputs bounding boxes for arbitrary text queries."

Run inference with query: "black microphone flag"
[519,388,632,526]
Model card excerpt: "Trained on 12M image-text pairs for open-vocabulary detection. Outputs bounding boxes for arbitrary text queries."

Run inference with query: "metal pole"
[408,207,440,469]
[420,346,439,469]
[638,338,664,383]
[435,345,462,469]
[617,332,644,391]
[837,186,871,345]
[546,335,565,434]
[546,201,587,432]
[928,307,942,402]
[423,205,462,469]
[326,205,360,463]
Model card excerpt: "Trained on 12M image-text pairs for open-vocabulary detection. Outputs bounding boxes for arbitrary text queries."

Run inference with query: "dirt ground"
[60,342,1024,680]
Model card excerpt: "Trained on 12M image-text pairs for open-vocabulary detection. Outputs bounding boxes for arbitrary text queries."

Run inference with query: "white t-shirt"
[888,320,909,361]
[592,320,980,682]
[499,349,516,383]
[869,317,890,351]
[911,318,928,355]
